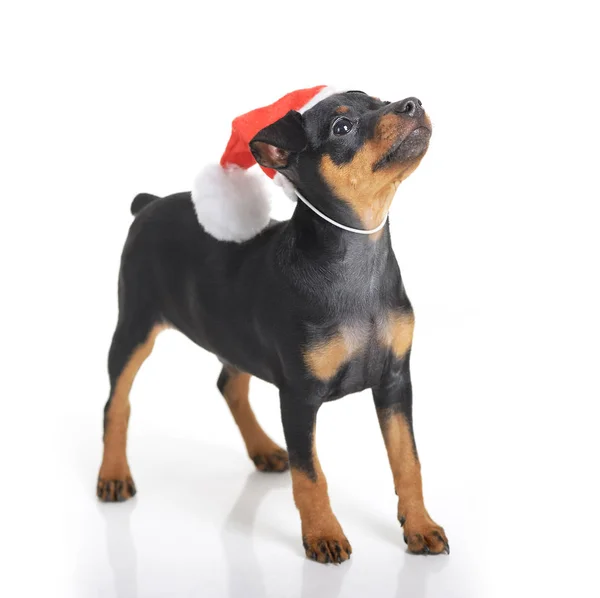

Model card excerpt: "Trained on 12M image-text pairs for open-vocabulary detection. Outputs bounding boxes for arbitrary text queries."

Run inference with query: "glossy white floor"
[62,319,491,598]
[14,297,598,598]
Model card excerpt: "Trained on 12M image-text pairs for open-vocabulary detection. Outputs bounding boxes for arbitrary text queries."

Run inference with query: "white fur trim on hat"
[273,173,298,201]
[191,165,272,242]
[298,86,338,113]
[274,87,342,202]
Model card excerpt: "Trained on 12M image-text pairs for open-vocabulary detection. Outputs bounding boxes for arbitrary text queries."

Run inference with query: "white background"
[1,1,599,597]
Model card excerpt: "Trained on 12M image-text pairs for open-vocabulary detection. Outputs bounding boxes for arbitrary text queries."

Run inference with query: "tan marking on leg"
[291,435,351,563]
[98,324,166,501]
[319,112,430,235]
[379,311,415,359]
[222,370,288,472]
[378,409,448,554]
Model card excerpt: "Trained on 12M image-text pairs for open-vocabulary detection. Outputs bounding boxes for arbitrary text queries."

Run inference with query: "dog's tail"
[130,193,160,216]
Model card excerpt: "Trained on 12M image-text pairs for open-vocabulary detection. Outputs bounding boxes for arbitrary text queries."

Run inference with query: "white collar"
[294,189,388,235]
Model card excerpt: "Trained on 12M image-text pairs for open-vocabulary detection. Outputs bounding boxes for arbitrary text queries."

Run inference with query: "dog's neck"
[285,195,393,279]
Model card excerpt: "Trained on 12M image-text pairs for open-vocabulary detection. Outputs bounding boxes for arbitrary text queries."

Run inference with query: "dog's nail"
[115,481,125,502]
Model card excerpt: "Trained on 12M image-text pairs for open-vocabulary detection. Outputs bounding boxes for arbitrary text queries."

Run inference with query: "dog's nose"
[393,97,423,117]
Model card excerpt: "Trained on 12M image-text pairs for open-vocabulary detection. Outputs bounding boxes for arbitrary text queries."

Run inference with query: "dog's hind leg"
[97,318,166,502]
[217,366,289,472]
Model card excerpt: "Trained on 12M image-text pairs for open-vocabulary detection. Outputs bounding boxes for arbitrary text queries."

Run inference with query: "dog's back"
[119,192,291,380]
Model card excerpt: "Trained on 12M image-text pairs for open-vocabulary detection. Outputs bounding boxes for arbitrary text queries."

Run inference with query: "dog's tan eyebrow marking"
[378,311,415,359]
[335,106,350,114]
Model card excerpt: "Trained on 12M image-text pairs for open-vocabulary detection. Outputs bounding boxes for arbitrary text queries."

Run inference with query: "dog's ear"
[250,110,307,170]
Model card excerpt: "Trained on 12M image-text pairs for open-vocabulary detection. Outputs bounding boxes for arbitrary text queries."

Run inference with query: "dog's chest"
[303,310,414,389]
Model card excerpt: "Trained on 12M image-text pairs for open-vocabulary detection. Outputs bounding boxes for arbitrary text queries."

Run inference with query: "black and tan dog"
[97,90,448,563]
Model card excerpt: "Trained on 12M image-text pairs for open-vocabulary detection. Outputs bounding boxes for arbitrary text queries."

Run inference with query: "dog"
[97,89,448,563]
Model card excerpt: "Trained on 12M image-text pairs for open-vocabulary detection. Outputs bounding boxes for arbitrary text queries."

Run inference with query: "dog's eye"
[332,117,353,136]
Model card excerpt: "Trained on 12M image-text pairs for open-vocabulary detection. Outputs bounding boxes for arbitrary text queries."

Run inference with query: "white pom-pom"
[191,165,272,242]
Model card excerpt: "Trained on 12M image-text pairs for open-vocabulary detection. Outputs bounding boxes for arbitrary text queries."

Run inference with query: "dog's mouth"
[373,126,431,171]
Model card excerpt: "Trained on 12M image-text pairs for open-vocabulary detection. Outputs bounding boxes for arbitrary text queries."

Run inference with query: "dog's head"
[250,91,431,231]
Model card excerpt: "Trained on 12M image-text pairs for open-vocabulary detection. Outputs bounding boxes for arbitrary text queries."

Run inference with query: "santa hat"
[191,85,337,242]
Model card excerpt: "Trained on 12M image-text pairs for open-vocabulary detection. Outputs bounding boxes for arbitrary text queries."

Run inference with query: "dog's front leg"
[373,357,449,555]
[280,394,352,564]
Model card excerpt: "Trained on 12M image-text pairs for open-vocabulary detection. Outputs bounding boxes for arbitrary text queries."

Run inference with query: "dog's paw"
[303,535,352,564]
[401,515,449,555]
[97,476,137,502]
[251,448,289,472]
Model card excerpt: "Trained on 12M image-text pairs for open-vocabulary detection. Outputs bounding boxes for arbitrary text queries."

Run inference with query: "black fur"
[130,193,159,215]
[103,90,431,520]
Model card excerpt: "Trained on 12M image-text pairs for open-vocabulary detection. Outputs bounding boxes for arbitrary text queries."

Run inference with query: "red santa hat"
[191,85,337,242]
